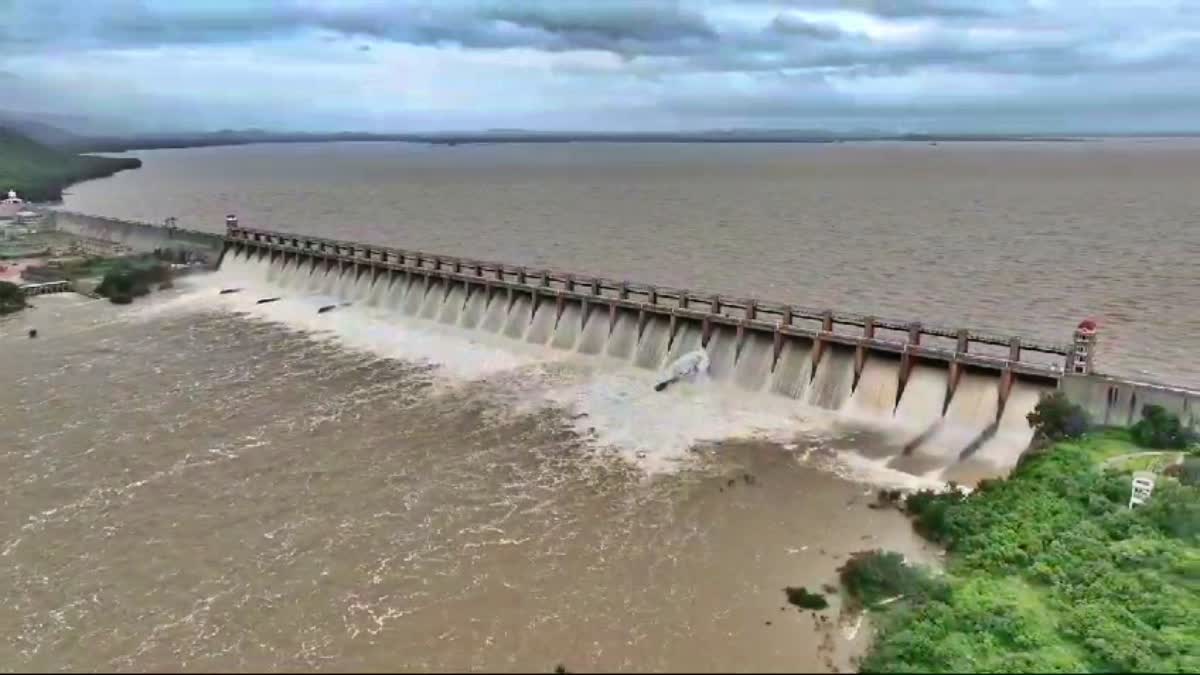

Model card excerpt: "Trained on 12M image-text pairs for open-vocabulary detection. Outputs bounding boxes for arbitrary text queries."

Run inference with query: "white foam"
[130,269,539,382]
[542,364,826,475]
[127,260,1006,487]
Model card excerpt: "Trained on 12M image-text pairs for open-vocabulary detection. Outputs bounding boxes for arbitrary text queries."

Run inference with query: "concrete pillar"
[541,271,550,288]
[590,279,600,296]
[710,296,721,315]
[495,267,504,281]
[949,328,970,400]
[701,316,712,346]
[772,322,785,370]
[225,214,239,231]
[555,292,566,320]
[517,268,527,285]
[679,290,690,309]
[812,310,835,369]
[854,316,876,385]
[647,287,657,305]
[618,282,629,300]
[746,301,757,321]
[1008,337,1022,363]
[668,312,677,343]
[999,368,1015,417]
[565,275,575,292]
[453,260,461,274]
[781,306,793,326]
[900,322,922,397]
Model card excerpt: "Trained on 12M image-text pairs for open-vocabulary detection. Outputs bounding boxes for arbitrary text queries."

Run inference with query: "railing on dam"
[225,225,1071,381]
[20,280,72,296]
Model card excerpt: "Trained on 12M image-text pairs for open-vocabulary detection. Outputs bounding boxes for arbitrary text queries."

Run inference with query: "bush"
[837,550,943,609]
[1130,405,1198,450]
[1026,391,1091,441]
[784,586,829,610]
[95,261,170,304]
[864,437,1200,673]
[1171,457,1200,486]
[0,280,25,314]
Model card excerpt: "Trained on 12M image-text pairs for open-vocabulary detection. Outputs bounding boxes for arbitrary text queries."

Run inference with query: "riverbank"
[0,127,141,202]
[855,429,1198,672]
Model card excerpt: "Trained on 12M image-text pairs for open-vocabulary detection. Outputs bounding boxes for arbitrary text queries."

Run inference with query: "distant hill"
[0,110,90,147]
[0,127,142,203]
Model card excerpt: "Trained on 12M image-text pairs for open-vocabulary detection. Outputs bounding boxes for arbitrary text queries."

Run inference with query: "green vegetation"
[837,550,946,610]
[95,259,171,304]
[1132,405,1198,450]
[857,430,1200,673]
[1027,391,1091,442]
[0,127,141,202]
[784,586,830,610]
[21,251,174,284]
[0,280,25,314]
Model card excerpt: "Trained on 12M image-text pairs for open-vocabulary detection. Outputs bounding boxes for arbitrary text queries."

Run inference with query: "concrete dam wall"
[50,210,224,263]
[220,225,1087,483]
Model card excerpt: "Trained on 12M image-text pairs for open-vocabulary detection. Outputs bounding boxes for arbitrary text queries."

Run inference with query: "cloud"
[1,0,1199,133]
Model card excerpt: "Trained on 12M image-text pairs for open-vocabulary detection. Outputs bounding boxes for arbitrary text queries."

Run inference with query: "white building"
[0,190,25,219]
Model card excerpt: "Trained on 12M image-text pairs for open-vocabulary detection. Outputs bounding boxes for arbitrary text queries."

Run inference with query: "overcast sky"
[3,0,1199,134]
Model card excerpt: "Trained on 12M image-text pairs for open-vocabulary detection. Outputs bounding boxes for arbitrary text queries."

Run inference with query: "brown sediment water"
[1,289,936,672]
[63,138,1200,388]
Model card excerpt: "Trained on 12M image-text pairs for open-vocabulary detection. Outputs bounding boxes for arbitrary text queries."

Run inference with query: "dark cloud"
[2,0,1199,133]
[847,0,1029,19]
[768,15,845,41]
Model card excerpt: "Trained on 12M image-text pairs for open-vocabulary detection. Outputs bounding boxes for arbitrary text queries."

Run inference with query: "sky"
[2,0,1199,134]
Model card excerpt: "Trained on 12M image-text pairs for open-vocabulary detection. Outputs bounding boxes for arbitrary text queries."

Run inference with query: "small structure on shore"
[0,190,24,219]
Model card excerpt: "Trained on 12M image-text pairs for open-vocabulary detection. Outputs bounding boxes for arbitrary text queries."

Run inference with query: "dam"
[209,216,1194,483]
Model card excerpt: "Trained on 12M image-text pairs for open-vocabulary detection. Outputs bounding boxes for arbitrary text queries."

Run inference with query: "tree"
[1026,391,1090,441]
[0,280,25,314]
[1130,405,1198,450]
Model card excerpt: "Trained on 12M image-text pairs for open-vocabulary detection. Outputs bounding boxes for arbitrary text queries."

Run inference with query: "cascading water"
[604,309,640,360]
[768,341,813,400]
[841,356,901,426]
[704,326,739,382]
[216,251,1045,482]
[731,333,774,392]
[803,347,855,410]
[576,306,610,355]
[633,316,672,369]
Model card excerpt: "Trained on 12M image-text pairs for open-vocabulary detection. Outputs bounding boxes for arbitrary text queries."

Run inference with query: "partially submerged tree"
[0,280,25,314]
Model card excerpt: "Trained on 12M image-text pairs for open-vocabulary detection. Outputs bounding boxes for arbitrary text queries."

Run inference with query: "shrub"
[1177,457,1200,486]
[1026,391,1090,441]
[784,586,829,610]
[95,261,170,304]
[1130,405,1198,450]
[0,280,25,314]
[837,550,944,608]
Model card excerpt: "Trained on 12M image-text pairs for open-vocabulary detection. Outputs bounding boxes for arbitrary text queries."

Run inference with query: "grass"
[0,127,141,202]
[856,432,1200,673]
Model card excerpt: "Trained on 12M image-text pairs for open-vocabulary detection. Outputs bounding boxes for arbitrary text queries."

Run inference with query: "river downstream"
[1,288,934,672]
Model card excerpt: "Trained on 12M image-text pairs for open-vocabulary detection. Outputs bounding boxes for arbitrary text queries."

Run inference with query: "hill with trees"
[0,126,141,202]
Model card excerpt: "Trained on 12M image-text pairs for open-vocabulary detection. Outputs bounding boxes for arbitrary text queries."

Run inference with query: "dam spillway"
[218,223,1092,483]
